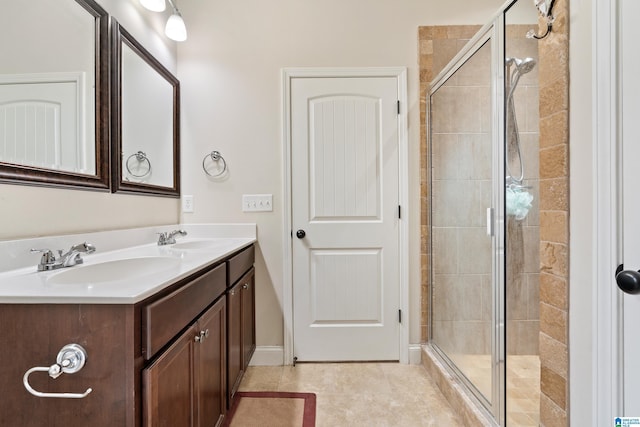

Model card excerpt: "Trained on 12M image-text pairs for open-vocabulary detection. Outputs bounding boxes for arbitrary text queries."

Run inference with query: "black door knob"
[616,264,640,294]
[296,229,306,239]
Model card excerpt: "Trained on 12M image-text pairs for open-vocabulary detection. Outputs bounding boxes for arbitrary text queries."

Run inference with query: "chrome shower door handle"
[486,208,494,236]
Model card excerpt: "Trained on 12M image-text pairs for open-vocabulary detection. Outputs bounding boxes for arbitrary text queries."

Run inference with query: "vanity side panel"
[0,304,137,427]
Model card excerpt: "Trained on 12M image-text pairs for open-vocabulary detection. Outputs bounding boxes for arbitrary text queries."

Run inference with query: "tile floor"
[238,362,462,426]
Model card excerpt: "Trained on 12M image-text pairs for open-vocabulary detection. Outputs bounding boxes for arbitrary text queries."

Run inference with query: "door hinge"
[398,309,402,323]
[398,205,401,219]
[397,100,400,115]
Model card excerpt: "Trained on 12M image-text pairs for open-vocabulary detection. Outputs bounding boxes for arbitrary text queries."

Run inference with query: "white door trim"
[281,67,409,365]
[590,0,624,423]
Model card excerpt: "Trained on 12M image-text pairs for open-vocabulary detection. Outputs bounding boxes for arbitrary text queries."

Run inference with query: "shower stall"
[428,0,541,425]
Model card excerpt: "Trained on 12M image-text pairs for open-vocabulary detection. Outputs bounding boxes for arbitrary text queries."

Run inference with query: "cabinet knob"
[195,330,207,342]
[229,289,236,296]
[242,283,249,290]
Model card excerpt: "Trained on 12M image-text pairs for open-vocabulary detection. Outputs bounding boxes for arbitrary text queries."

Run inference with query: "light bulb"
[140,0,166,12]
[165,12,187,42]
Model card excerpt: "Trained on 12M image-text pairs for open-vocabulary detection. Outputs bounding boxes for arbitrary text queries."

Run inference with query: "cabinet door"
[195,298,226,427]
[241,268,256,370]
[227,281,242,404]
[143,325,196,427]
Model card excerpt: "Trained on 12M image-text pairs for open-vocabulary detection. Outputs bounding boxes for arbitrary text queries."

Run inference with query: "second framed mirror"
[111,20,180,197]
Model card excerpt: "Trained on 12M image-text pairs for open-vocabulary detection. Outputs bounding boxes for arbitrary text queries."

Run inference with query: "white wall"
[0,0,180,240]
[177,0,506,349]
[569,0,595,423]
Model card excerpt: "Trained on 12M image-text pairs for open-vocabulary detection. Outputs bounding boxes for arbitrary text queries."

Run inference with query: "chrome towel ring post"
[125,151,152,178]
[202,150,227,177]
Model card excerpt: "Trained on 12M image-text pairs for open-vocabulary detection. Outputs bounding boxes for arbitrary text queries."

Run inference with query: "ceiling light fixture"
[526,0,557,39]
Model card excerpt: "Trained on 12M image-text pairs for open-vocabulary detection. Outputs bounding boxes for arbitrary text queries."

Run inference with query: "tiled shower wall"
[419,25,481,343]
[430,39,493,355]
[420,1,570,422]
[506,25,541,355]
[422,25,541,356]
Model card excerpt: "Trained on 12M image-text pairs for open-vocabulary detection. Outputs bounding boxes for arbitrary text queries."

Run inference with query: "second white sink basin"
[170,239,229,251]
[47,257,181,286]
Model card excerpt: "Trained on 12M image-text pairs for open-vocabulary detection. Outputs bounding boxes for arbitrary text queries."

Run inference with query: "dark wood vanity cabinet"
[0,244,255,427]
[143,297,226,427]
[226,247,256,404]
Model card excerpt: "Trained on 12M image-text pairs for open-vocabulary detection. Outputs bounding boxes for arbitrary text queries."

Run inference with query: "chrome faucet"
[31,242,96,272]
[157,229,187,246]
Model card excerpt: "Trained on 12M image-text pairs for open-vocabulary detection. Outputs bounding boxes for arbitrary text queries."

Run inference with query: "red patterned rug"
[223,392,316,427]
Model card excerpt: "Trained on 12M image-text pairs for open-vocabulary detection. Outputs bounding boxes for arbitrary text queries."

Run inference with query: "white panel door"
[620,0,640,414]
[290,75,400,361]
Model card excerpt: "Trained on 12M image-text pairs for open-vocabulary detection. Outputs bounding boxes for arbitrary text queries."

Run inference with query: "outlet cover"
[182,195,194,213]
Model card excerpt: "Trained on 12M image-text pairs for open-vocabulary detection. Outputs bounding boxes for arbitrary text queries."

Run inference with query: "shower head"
[506,57,537,98]
[514,57,536,75]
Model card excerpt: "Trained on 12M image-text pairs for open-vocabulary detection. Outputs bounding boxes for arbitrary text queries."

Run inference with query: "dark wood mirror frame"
[0,0,110,191]
[111,20,180,198]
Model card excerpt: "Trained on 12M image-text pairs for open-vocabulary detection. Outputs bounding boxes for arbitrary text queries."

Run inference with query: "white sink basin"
[47,257,181,285]
[170,239,228,251]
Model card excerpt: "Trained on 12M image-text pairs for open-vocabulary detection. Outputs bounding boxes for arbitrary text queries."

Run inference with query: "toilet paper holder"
[23,343,92,399]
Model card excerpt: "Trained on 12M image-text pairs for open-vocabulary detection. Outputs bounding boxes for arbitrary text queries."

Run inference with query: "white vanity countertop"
[0,223,256,304]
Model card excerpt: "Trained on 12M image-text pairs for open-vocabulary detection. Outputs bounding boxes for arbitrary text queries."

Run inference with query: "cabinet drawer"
[227,245,254,286]
[143,263,227,360]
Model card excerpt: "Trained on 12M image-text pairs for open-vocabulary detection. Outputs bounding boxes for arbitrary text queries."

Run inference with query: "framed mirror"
[0,0,110,190]
[111,20,180,197]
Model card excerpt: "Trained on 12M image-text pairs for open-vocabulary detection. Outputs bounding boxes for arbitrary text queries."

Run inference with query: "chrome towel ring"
[202,150,227,177]
[125,151,152,178]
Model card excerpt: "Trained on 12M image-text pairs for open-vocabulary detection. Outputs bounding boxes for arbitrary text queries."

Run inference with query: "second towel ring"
[202,151,227,177]
[126,151,152,178]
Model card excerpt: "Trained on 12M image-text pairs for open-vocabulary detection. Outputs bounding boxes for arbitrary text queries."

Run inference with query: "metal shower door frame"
[427,10,509,425]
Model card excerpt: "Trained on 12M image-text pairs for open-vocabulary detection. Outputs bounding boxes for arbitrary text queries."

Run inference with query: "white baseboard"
[409,344,423,365]
[249,346,284,366]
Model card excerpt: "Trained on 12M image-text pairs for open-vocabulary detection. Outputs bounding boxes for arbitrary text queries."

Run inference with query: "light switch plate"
[242,194,273,212]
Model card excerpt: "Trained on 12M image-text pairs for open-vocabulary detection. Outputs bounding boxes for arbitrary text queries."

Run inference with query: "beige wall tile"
[539,178,568,211]
[540,242,568,277]
[540,393,568,427]
[540,303,567,344]
[540,145,568,179]
[540,272,567,310]
[540,73,569,118]
[540,333,568,377]
[540,366,567,409]
[540,211,568,244]
[539,111,568,149]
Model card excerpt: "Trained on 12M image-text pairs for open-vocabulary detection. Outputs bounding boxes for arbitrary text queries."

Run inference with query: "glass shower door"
[430,34,497,408]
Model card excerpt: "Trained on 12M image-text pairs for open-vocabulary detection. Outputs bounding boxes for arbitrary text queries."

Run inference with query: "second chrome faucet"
[157,230,187,246]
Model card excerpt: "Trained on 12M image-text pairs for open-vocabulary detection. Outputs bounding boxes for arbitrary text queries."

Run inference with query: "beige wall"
[176,0,506,348]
